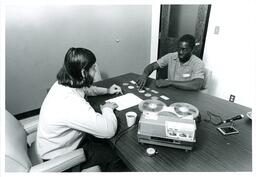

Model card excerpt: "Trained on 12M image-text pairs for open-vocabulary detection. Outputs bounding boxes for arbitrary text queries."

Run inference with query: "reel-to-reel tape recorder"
[137,99,199,151]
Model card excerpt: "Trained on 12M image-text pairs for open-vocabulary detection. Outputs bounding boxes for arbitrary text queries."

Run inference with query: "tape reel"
[139,99,166,113]
[170,102,199,119]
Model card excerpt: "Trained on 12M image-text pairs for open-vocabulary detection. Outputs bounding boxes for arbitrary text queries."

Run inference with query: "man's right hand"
[136,75,147,90]
[100,102,118,111]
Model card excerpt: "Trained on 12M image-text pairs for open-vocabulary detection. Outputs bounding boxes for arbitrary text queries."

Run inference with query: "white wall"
[203,0,256,108]
[6,5,152,114]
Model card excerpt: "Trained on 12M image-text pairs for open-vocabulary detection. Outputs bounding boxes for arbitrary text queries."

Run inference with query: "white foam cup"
[126,111,137,127]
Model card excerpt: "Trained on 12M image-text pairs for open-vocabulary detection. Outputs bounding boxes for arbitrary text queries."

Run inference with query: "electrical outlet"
[229,94,235,102]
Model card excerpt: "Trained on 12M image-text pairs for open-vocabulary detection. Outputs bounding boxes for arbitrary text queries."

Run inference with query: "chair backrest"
[5,110,32,172]
[202,68,212,89]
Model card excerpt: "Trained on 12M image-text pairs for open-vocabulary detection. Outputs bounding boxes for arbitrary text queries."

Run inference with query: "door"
[157,4,211,79]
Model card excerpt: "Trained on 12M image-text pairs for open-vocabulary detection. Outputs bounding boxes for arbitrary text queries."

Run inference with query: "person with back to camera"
[36,47,125,172]
[136,34,205,91]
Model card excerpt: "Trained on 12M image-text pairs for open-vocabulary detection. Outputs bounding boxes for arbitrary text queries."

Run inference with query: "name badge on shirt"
[183,73,191,78]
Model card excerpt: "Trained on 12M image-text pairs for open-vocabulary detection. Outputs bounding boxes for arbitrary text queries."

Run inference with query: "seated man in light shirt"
[136,34,205,91]
[36,47,124,172]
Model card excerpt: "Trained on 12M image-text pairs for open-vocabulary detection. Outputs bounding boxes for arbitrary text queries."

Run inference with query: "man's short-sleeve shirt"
[157,52,205,81]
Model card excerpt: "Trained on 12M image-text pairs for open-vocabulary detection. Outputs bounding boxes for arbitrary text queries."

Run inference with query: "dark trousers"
[77,134,124,172]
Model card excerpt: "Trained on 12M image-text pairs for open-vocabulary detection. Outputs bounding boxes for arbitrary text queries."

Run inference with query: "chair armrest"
[19,115,39,134]
[30,148,86,172]
[27,131,37,147]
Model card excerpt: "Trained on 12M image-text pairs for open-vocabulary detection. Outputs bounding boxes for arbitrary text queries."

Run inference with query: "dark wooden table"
[88,73,252,172]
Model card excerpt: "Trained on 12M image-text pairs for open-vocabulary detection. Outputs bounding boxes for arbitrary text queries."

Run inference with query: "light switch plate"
[214,26,220,34]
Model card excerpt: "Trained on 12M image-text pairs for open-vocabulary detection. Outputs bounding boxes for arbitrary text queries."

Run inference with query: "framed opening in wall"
[157,4,211,79]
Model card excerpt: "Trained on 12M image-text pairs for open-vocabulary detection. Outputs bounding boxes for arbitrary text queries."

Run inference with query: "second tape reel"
[171,102,200,122]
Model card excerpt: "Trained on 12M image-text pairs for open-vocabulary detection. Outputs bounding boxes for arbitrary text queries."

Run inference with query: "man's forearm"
[142,62,159,77]
[169,79,203,91]
[142,64,155,76]
[83,86,108,96]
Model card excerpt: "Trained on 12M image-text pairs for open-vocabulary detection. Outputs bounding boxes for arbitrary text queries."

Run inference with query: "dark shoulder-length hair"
[57,47,96,88]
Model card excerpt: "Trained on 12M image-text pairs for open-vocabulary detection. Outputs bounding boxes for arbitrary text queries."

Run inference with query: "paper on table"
[106,93,143,111]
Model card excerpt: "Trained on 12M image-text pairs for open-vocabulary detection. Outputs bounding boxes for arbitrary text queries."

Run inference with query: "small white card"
[150,89,159,94]
[160,95,170,100]
[130,80,136,84]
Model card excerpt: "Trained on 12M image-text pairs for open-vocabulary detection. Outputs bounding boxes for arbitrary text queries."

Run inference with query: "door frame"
[156,4,211,79]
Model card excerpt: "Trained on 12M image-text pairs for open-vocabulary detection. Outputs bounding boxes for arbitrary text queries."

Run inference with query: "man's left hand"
[156,79,170,88]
